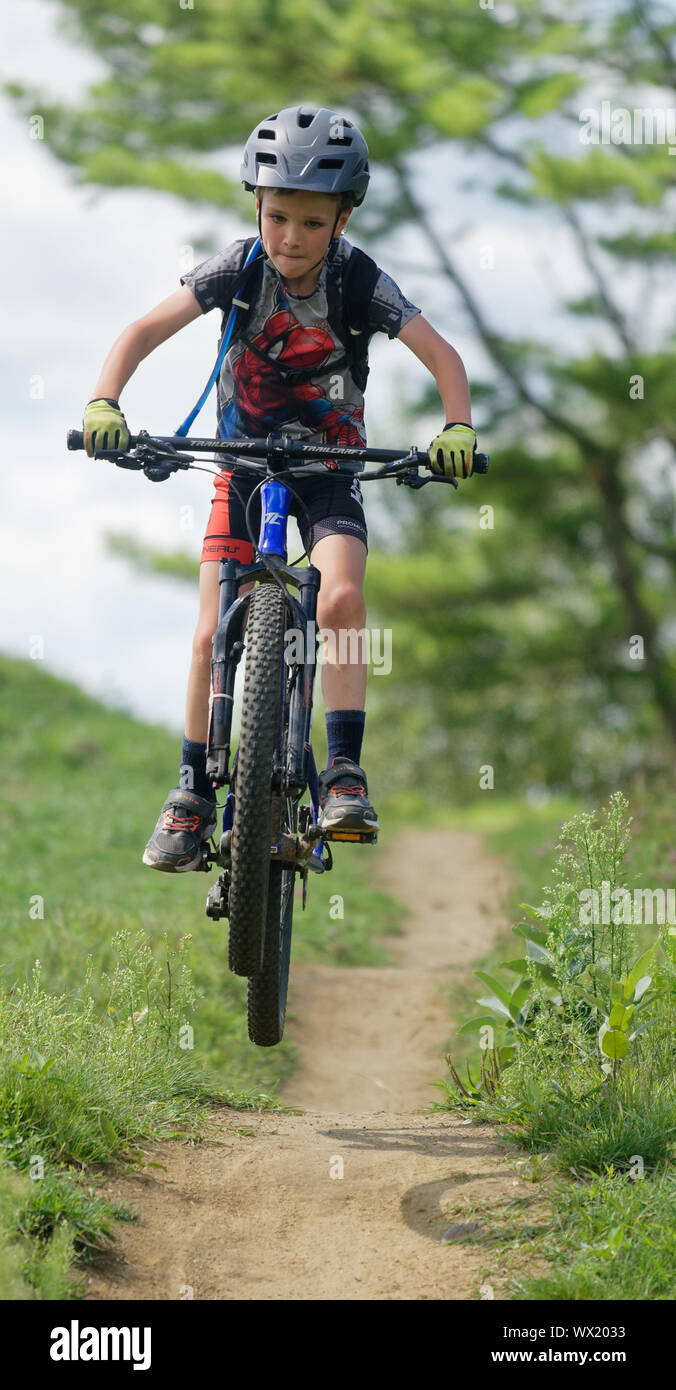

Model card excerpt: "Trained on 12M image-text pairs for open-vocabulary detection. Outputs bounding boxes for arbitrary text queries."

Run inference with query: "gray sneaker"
[317,757,379,832]
[142,788,218,873]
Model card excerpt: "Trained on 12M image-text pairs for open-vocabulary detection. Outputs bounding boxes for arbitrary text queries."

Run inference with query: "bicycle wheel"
[247,790,298,1046]
[228,582,287,976]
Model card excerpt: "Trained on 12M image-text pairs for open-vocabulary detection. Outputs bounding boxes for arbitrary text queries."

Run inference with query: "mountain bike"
[67,427,488,1045]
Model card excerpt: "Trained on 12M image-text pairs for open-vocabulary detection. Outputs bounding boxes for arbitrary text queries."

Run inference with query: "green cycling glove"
[428,422,476,479]
[83,398,129,458]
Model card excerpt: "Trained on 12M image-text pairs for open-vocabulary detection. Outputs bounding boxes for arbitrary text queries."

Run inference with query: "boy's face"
[256,189,351,283]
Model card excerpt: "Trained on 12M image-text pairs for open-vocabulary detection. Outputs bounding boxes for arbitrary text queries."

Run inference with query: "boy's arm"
[397,314,472,425]
[397,314,475,477]
[90,285,203,402]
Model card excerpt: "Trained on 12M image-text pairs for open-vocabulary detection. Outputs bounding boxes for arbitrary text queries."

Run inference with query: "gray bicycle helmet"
[240,104,370,206]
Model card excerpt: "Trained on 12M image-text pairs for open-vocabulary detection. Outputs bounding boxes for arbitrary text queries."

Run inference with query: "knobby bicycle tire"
[247,634,300,1045]
[228,582,287,976]
[247,844,296,1046]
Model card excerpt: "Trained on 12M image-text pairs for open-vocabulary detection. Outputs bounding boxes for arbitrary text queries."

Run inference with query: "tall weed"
[436,793,675,1173]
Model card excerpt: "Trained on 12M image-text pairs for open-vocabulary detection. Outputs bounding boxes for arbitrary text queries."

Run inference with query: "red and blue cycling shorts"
[201,465,368,563]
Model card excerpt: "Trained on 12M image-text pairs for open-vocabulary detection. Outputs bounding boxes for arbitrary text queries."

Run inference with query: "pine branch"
[390,155,615,462]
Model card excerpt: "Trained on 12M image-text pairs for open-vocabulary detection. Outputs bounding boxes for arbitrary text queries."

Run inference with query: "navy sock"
[180,736,216,802]
[325,709,366,767]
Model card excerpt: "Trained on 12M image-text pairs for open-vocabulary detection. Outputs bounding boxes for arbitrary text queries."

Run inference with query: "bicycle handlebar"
[66,428,488,477]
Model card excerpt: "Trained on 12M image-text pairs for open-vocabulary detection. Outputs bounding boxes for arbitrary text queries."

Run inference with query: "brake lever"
[92,450,182,481]
[93,449,144,471]
[92,429,195,479]
[119,432,194,482]
[395,468,459,490]
[135,441,191,471]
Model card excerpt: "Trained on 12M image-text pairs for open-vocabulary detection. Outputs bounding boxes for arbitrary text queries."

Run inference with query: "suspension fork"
[286,563,321,793]
[205,558,250,787]
[206,554,320,794]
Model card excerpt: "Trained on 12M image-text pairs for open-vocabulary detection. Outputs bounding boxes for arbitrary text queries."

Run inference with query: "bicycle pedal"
[195,841,216,871]
[321,828,378,844]
[205,871,230,919]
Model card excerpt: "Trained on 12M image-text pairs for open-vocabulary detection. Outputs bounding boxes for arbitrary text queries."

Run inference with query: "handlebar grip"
[67,429,85,450]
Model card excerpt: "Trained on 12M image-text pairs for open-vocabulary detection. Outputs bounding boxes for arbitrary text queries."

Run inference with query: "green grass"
[437,771,676,1074]
[448,1047,676,1172]
[430,775,676,1302]
[0,655,403,1090]
[0,653,404,1296]
[0,1162,79,1299]
[513,1168,676,1301]
[439,1157,676,1302]
[0,938,218,1298]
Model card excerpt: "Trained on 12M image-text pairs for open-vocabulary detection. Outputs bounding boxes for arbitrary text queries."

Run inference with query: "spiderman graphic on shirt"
[220,296,365,451]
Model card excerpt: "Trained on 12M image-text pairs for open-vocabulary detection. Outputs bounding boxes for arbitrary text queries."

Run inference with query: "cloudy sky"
[2,0,667,734]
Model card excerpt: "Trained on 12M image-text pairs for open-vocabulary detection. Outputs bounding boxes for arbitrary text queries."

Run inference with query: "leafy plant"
[444,793,671,1122]
[595,944,657,1075]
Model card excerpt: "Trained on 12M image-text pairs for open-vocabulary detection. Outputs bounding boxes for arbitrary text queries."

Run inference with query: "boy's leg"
[143,561,255,870]
[310,532,379,833]
[144,466,256,872]
[142,563,220,871]
[185,559,222,745]
[313,533,368,714]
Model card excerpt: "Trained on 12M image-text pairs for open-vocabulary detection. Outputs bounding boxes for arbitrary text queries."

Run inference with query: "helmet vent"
[240,107,370,203]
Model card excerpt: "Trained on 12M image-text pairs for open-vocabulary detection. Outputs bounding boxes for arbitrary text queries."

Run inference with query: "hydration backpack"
[221,236,380,393]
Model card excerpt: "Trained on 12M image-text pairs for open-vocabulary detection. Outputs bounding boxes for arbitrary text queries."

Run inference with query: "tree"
[11,0,676,797]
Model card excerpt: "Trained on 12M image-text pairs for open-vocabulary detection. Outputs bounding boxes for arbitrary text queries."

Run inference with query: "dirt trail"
[283,829,511,1113]
[85,829,524,1301]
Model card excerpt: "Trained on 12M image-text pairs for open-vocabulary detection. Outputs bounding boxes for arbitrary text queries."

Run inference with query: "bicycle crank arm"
[200,821,374,883]
[211,827,331,869]
[272,831,323,865]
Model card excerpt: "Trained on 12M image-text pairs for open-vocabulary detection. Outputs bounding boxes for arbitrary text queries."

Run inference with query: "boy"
[83,105,476,872]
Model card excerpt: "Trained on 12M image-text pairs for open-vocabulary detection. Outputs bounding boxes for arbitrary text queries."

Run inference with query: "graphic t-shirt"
[180,236,420,470]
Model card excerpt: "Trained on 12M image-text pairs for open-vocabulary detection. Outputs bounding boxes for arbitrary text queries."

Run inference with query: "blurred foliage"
[9,0,676,798]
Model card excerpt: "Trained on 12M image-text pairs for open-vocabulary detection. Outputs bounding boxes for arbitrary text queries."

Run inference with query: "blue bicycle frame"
[207,469,328,872]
